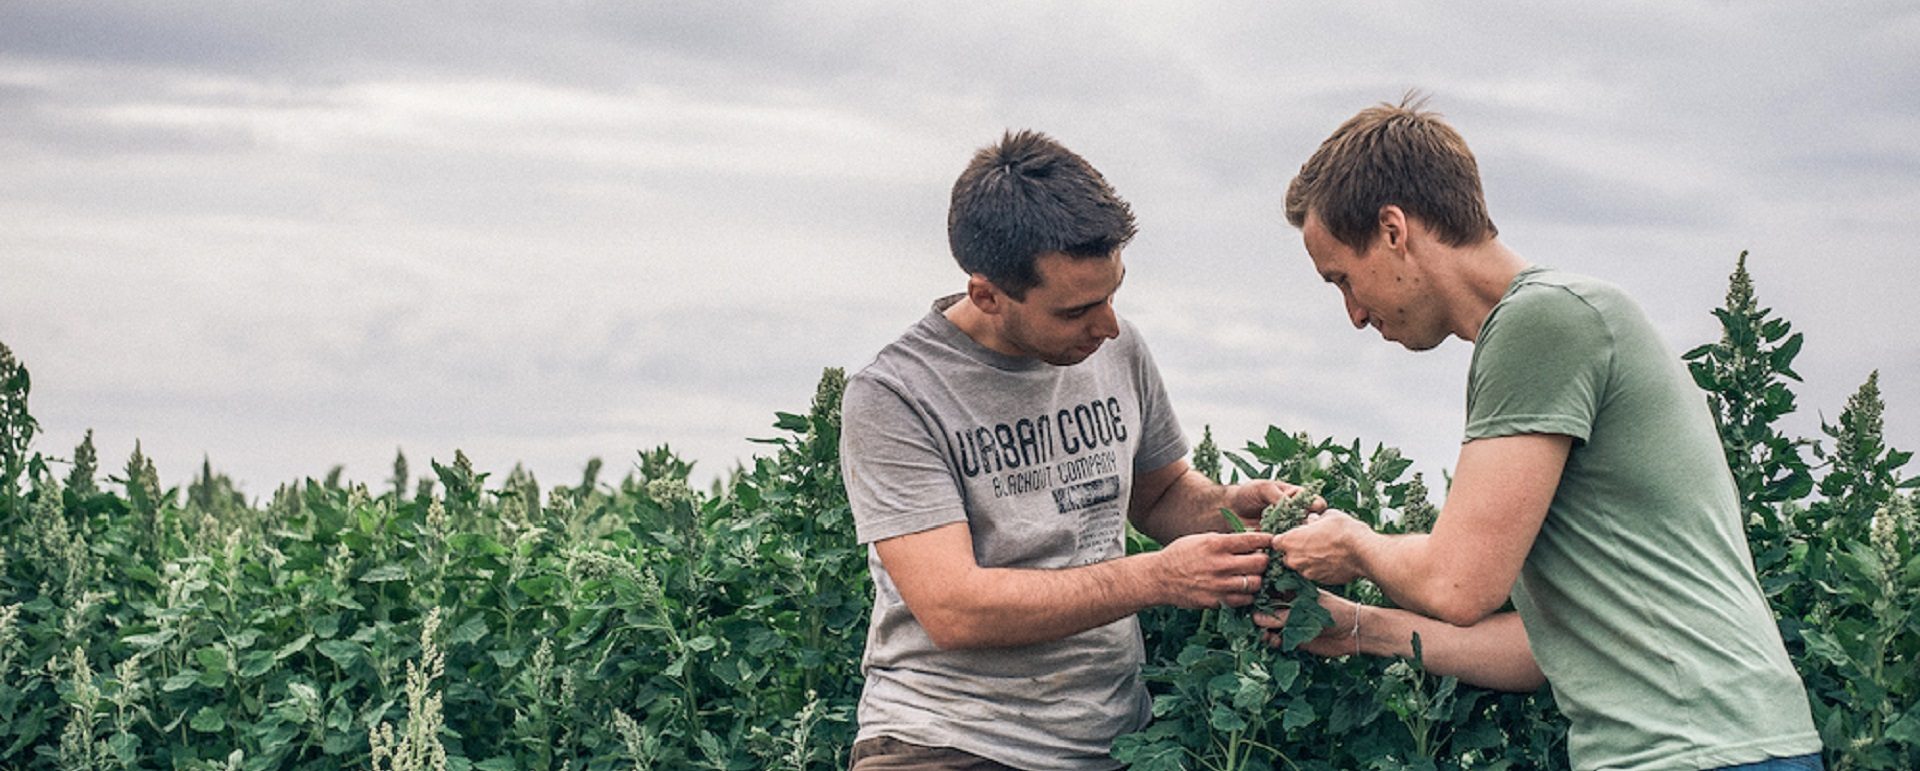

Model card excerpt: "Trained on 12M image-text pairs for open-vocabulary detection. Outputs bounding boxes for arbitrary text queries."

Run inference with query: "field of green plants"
[0,254,1914,770]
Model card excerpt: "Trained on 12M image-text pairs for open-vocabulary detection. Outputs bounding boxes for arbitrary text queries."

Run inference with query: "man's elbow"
[1428,591,1506,628]
[1512,667,1548,693]
[914,606,992,650]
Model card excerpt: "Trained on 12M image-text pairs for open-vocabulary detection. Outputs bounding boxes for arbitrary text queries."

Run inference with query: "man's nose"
[1092,302,1121,339]
[1345,294,1369,329]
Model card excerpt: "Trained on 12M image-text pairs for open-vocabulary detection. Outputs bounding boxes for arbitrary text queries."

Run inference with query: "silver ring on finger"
[1240,575,1251,593]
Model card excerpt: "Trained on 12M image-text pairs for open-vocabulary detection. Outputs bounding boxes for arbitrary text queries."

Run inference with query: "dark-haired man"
[1269,97,1822,771]
[841,130,1309,770]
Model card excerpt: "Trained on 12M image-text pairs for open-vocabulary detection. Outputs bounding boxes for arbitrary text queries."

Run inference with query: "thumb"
[1253,480,1284,506]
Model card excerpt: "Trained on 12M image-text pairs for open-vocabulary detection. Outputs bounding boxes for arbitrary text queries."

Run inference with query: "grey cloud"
[4,3,1917,494]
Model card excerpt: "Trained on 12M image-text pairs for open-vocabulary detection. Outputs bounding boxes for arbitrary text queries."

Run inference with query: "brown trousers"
[848,736,1026,771]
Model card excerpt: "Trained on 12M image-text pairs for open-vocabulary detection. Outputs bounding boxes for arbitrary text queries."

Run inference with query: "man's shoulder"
[852,316,958,388]
[1508,269,1633,312]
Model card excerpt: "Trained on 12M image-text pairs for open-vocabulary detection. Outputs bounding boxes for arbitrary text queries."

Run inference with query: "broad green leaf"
[1207,703,1249,733]
[447,615,488,646]
[107,731,138,763]
[238,650,275,678]
[189,707,226,733]
[314,640,361,666]
[1283,700,1318,730]
[275,633,314,660]
[163,672,199,692]
[196,647,229,674]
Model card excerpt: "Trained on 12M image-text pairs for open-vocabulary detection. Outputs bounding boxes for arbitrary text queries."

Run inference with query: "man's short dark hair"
[948,130,1136,300]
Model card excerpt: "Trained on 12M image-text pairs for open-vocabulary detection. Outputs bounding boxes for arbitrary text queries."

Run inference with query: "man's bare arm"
[876,521,1273,649]
[1258,591,1545,692]
[1276,433,1569,626]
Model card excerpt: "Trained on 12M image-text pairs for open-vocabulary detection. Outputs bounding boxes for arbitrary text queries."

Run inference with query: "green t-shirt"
[1465,267,1820,771]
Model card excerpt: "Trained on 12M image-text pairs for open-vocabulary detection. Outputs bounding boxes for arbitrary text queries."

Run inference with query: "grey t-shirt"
[841,295,1189,771]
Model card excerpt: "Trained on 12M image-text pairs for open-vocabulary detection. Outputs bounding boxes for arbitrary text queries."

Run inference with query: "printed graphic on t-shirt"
[944,396,1131,566]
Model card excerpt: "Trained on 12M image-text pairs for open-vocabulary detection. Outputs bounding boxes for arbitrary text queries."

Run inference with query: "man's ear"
[966,274,1004,314]
[1377,205,1409,252]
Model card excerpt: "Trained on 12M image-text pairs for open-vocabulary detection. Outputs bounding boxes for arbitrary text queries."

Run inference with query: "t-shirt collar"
[924,294,1048,372]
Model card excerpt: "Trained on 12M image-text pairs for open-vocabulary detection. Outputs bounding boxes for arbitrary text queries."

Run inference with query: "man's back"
[1467,267,1820,770]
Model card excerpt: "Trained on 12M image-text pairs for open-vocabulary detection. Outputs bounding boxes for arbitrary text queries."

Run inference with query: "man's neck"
[1431,238,1529,343]
[944,295,1015,356]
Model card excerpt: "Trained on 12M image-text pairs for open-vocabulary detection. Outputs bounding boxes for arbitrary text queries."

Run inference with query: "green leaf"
[1207,703,1249,733]
[448,615,488,646]
[189,707,226,733]
[228,628,261,650]
[516,575,562,601]
[1110,730,1188,771]
[238,650,275,678]
[123,630,176,650]
[1886,708,1920,745]
[107,731,139,763]
[685,634,718,652]
[163,672,199,692]
[358,563,409,583]
[1282,700,1318,730]
[314,640,361,666]
[449,532,509,556]
[275,633,314,661]
[1280,589,1332,651]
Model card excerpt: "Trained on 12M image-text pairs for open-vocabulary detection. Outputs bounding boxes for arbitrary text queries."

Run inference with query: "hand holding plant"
[1150,531,1275,609]
[1272,509,1374,585]
[1253,589,1363,657]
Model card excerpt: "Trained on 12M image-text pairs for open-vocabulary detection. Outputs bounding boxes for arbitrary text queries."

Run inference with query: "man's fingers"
[1217,531,1275,552]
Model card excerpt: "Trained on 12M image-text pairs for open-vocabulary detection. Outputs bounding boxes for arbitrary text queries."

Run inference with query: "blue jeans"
[1709,753,1824,771]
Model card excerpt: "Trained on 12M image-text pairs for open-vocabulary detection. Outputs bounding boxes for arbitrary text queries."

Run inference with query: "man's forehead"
[1031,252,1124,299]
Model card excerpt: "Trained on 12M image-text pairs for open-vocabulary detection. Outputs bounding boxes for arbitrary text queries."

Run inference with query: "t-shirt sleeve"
[840,373,969,545]
[1127,326,1190,473]
[1465,284,1610,443]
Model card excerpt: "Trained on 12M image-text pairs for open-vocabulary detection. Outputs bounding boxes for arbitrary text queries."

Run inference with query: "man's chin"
[1045,346,1100,366]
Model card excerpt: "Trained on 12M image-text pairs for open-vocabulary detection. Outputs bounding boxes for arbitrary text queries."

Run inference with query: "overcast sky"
[3,2,1915,500]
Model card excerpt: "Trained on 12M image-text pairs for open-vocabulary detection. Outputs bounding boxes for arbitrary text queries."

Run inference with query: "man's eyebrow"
[1061,268,1126,313]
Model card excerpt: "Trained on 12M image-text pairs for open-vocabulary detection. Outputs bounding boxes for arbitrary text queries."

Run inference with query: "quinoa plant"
[0,253,1910,768]
[1117,429,1541,770]
[1685,251,1815,542]
[0,341,43,523]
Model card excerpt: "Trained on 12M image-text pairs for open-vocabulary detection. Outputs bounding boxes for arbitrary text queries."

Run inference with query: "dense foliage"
[0,254,1912,769]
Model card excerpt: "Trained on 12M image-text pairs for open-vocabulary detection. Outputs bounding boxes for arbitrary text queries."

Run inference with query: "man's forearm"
[1132,470,1237,543]
[1352,605,1545,692]
[879,521,1274,650]
[1353,531,1514,627]
[912,553,1166,649]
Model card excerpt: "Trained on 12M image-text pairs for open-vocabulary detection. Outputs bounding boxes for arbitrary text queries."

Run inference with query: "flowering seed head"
[1261,480,1324,534]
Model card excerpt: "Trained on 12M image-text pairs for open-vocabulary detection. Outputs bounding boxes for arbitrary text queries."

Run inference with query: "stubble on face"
[1001,252,1126,366]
